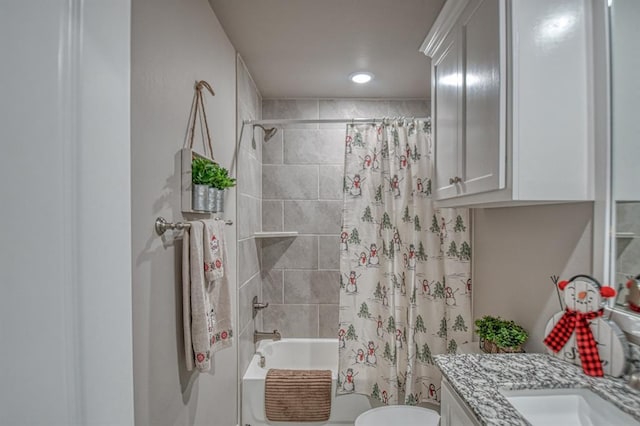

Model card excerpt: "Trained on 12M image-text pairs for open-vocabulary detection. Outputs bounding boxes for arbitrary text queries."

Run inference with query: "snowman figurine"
[543,275,627,377]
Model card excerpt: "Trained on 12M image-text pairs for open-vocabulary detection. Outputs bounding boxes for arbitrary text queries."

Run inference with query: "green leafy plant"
[475,316,528,350]
[210,164,236,189]
[192,157,236,189]
[493,323,528,349]
[192,157,215,185]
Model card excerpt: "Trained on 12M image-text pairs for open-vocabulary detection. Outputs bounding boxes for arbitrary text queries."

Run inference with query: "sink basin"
[500,388,639,425]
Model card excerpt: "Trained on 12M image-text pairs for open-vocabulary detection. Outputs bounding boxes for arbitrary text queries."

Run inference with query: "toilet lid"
[355,406,440,426]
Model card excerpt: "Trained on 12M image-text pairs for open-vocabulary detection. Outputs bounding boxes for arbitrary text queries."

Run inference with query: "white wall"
[0,1,134,424]
[472,203,594,353]
[131,0,238,425]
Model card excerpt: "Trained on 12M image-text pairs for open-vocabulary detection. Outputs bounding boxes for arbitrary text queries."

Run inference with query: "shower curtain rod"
[243,117,429,126]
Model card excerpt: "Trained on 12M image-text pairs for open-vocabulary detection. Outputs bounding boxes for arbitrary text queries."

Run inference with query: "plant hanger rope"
[186,80,216,160]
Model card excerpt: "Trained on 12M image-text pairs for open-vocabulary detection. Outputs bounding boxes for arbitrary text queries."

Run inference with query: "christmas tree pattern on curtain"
[337,119,471,405]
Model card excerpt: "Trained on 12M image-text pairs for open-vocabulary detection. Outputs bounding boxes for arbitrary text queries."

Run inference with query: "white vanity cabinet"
[422,0,593,207]
[441,379,481,426]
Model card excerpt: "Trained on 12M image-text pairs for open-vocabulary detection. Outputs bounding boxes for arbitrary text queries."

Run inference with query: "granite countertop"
[435,353,640,425]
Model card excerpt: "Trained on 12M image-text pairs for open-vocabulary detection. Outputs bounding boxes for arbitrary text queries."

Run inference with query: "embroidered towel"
[182,220,233,372]
[200,219,232,355]
[202,219,224,281]
[264,369,332,422]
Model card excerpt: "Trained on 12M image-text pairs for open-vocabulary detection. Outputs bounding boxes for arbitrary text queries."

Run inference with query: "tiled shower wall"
[260,99,430,338]
[236,56,263,378]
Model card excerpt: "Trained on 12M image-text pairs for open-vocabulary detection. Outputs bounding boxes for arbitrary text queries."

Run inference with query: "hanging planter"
[180,80,225,214]
[209,164,235,213]
[192,156,216,212]
[193,184,209,212]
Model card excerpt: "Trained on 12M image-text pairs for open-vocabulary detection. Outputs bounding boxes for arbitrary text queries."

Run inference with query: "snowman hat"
[557,274,616,298]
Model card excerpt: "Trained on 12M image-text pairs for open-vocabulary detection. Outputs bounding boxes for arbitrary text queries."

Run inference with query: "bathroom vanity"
[436,354,640,425]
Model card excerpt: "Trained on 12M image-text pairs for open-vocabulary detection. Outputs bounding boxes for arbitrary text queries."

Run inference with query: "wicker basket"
[479,338,524,354]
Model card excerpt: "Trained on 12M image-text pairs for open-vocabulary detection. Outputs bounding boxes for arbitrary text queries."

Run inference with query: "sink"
[500,388,640,425]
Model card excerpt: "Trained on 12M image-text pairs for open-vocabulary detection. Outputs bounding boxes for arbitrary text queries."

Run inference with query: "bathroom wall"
[131,1,238,425]
[1,1,133,424]
[472,203,594,353]
[260,99,430,338]
[236,56,263,390]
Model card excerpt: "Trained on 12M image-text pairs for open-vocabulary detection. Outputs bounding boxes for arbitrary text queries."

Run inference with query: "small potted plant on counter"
[475,316,528,354]
[208,164,236,213]
[192,157,215,212]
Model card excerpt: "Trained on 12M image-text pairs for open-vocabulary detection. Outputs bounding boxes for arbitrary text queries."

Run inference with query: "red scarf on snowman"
[544,307,604,377]
[543,279,616,377]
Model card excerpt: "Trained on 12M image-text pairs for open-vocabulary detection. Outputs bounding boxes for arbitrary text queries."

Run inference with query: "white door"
[0,1,134,425]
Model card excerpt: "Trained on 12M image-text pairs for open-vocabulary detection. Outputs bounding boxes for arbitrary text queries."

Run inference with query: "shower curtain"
[337,119,471,405]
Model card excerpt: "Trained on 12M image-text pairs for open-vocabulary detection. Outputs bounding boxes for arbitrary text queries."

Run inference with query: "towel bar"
[155,216,232,236]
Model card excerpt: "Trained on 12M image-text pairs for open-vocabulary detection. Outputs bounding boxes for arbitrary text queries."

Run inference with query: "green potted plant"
[192,157,215,211]
[475,316,528,353]
[208,164,236,213]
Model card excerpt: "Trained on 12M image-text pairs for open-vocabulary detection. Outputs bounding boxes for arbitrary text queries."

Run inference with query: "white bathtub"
[242,338,372,425]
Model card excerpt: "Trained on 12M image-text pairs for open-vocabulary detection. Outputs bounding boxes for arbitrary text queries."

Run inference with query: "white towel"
[182,220,233,372]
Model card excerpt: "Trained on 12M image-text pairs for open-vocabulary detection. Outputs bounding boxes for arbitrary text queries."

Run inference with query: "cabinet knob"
[454,176,462,184]
[449,177,456,185]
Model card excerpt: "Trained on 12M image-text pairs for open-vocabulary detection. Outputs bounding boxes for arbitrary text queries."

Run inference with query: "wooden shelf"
[254,231,298,238]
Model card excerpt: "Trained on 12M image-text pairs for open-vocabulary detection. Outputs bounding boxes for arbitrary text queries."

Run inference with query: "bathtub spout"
[254,329,281,344]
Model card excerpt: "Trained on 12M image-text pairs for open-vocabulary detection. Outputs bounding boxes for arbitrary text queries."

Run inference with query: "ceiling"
[208,0,445,99]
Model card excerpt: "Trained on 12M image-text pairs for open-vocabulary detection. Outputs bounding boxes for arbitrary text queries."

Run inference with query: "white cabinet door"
[433,32,461,199]
[460,0,506,196]
[441,379,480,426]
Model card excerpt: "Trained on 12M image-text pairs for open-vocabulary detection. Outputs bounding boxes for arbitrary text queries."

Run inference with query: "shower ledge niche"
[253,231,298,238]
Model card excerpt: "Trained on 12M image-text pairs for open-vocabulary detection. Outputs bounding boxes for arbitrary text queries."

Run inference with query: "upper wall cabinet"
[422,0,594,207]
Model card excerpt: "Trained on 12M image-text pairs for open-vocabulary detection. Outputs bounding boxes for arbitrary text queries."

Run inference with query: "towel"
[203,219,224,282]
[182,220,233,372]
[182,225,194,371]
[200,219,232,354]
[264,369,332,422]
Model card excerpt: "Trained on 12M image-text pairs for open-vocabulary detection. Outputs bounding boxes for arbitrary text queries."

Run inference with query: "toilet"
[355,405,440,426]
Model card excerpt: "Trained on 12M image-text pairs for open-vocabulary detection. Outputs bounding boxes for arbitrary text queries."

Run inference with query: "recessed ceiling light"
[350,72,374,84]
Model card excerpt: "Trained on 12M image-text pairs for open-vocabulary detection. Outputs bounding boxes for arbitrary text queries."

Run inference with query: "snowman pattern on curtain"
[337,119,472,405]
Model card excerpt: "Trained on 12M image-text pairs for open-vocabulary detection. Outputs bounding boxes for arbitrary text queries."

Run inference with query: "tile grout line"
[281,200,285,232]
[281,267,285,304]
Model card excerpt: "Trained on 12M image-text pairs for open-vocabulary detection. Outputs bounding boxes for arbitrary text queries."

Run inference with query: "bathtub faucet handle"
[252,296,269,319]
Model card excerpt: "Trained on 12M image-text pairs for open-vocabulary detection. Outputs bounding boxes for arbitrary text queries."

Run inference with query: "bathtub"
[242,338,372,425]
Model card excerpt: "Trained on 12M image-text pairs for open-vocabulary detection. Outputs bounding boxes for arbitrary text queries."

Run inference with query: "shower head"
[253,124,278,142]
